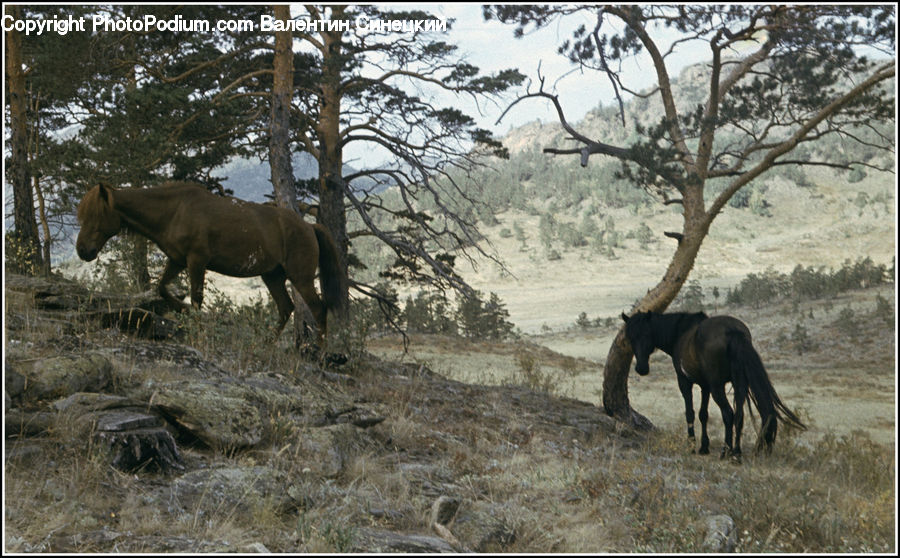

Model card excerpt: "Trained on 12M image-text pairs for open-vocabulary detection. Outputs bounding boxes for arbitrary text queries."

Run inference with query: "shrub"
[833,307,860,340]
[791,322,817,354]
[873,293,893,325]
[457,290,515,341]
[728,258,890,308]
[512,350,559,394]
[847,167,867,183]
[576,312,591,329]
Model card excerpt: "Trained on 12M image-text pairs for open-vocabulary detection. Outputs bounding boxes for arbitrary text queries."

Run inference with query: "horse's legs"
[710,384,735,459]
[675,372,696,449]
[698,387,711,455]
[158,259,188,310]
[291,275,326,347]
[732,382,747,463]
[186,257,208,309]
[260,268,295,334]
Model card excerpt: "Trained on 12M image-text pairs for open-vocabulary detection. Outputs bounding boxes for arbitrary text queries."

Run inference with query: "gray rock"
[294,423,369,477]
[5,364,26,400]
[5,408,54,437]
[150,380,265,450]
[169,466,301,517]
[431,495,461,526]
[352,528,457,553]
[702,514,737,552]
[22,353,112,402]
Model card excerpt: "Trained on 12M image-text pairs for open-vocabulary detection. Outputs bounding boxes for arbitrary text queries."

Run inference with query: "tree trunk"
[316,19,350,311]
[124,56,151,291]
[33,176,52,277]
[5,5,43,275]
[29,92,51,276]
[269,4,298,213]
[128,236,152,290]
[268,5,316,345]
[602,188,710,427]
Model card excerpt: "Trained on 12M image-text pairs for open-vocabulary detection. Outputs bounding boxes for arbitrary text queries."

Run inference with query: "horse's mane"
[76,186,107,225]
[651,311,708,351]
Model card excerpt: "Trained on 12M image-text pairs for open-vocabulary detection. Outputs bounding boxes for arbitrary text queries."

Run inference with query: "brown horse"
[76,181,343,345]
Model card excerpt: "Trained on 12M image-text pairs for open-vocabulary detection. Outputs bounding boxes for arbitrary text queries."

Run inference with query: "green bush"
[791,322,817,354]
[457,290,515,341]
[833,307,860,340]
[728,258,890,308]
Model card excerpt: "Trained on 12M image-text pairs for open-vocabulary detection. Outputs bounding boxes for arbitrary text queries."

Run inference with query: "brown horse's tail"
[312,223,345,315]
[727,331,806,451]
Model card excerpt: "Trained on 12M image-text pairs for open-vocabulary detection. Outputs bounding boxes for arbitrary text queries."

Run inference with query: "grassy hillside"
[4,273,895,553]
[341,61,894,334]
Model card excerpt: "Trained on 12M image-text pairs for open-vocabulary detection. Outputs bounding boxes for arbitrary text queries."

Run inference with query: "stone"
[294,423,369,478]
[169,466,301,516]
[702,514,737,553]
[431,495,461,526]
[150,380,265,450]
[352,528,457,553]
[23,354,112,402]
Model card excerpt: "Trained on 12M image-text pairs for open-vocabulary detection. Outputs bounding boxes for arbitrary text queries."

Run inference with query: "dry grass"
[5,276,895,553]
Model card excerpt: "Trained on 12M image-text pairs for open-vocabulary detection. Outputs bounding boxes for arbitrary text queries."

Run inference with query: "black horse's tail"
[312,223,345,316]
[727,330,805,451]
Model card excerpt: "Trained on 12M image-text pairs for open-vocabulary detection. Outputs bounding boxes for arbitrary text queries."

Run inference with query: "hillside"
[386,61,896,333]
[4,273,895,553]
[457,162,894,333]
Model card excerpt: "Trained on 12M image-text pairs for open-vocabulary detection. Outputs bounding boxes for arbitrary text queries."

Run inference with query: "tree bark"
[315,13,350,311]
[269,4,298,213]
[123,55,151,291]
[5,5,43,275]
[268,5,318,345]
[602,186,710,427]
[33,176,52,276]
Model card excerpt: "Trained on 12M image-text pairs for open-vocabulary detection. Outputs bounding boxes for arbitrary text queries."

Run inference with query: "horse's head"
[76,183,121,261]
[621,311,656,376]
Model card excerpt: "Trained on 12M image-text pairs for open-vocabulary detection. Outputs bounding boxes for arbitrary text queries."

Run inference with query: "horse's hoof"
[324,352,348,367]
[719,447,729,459]
[730,453,743,465]
[698,447,710,455]
[297,343,321,360]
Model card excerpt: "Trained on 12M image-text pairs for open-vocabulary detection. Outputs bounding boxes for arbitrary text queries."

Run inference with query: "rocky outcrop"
[4,273,648,553]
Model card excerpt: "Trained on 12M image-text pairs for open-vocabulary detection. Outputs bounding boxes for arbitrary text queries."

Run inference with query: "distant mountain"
[212,151,319,203]
[211,151,382,203]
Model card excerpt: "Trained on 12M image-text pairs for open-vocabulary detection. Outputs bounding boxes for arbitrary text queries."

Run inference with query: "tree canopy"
[7,5,524,325]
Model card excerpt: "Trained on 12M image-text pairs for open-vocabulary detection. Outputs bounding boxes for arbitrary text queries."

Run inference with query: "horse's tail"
[312,223,345,315]
[727,330,806,451]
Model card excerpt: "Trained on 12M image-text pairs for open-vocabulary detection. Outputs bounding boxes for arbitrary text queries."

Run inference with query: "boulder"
[351,528,457,553]
[20,354,112,402]
[701,514,737,552]
[168,466,301,516]
[294,423,370,477]
[150,380,266,450]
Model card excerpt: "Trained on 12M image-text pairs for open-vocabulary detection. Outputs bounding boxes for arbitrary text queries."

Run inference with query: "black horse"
[621,311,805,463]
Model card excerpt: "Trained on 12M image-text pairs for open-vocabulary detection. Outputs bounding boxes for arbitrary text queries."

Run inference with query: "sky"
[337,3,710,167]
[431,4,706,133]
[3,4,712,187]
